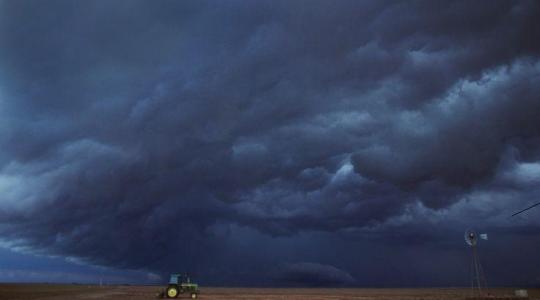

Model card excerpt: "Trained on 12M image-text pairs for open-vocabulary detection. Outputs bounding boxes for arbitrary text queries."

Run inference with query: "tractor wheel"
[190,293,198,299]
[166,286,179,298]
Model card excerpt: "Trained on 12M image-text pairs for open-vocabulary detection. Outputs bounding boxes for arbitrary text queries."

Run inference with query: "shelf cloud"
[0,0,539,286]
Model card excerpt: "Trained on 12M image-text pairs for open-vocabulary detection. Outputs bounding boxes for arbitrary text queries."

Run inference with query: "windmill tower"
[465,229,488,297]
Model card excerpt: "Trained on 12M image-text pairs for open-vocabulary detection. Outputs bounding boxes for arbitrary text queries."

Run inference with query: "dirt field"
[0,284,538,300]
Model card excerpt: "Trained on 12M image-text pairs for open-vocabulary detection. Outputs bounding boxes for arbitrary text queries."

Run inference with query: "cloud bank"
[0,0,539,286]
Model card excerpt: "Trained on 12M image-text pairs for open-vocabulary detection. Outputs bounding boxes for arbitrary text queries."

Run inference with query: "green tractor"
[159,274,199,299]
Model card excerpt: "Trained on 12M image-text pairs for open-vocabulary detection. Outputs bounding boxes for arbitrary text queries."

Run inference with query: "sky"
[0,0,540,287]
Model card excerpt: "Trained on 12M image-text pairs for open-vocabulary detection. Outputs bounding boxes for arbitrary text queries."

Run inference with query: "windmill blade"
[511,202,540,217]
[464,229,477,246]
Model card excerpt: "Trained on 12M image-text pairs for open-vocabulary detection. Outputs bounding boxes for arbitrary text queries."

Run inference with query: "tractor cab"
[169,274,183,285]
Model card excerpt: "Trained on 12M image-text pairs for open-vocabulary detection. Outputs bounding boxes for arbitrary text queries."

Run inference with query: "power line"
[511,202,540,217]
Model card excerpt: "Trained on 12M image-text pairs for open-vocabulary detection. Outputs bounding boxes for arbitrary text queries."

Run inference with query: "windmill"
[464,229,488,297]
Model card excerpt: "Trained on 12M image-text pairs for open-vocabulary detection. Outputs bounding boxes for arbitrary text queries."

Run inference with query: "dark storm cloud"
[0,0,540,285]
[274,262,355,286]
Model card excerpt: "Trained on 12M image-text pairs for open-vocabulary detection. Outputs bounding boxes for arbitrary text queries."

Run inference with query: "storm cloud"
[275,262,355,286]
[0,0,540,286]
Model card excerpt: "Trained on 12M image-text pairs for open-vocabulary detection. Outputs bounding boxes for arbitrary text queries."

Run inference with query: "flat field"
[0,284,538,300]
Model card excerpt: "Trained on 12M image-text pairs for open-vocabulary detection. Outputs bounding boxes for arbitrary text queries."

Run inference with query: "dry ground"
[0,284,538,300]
